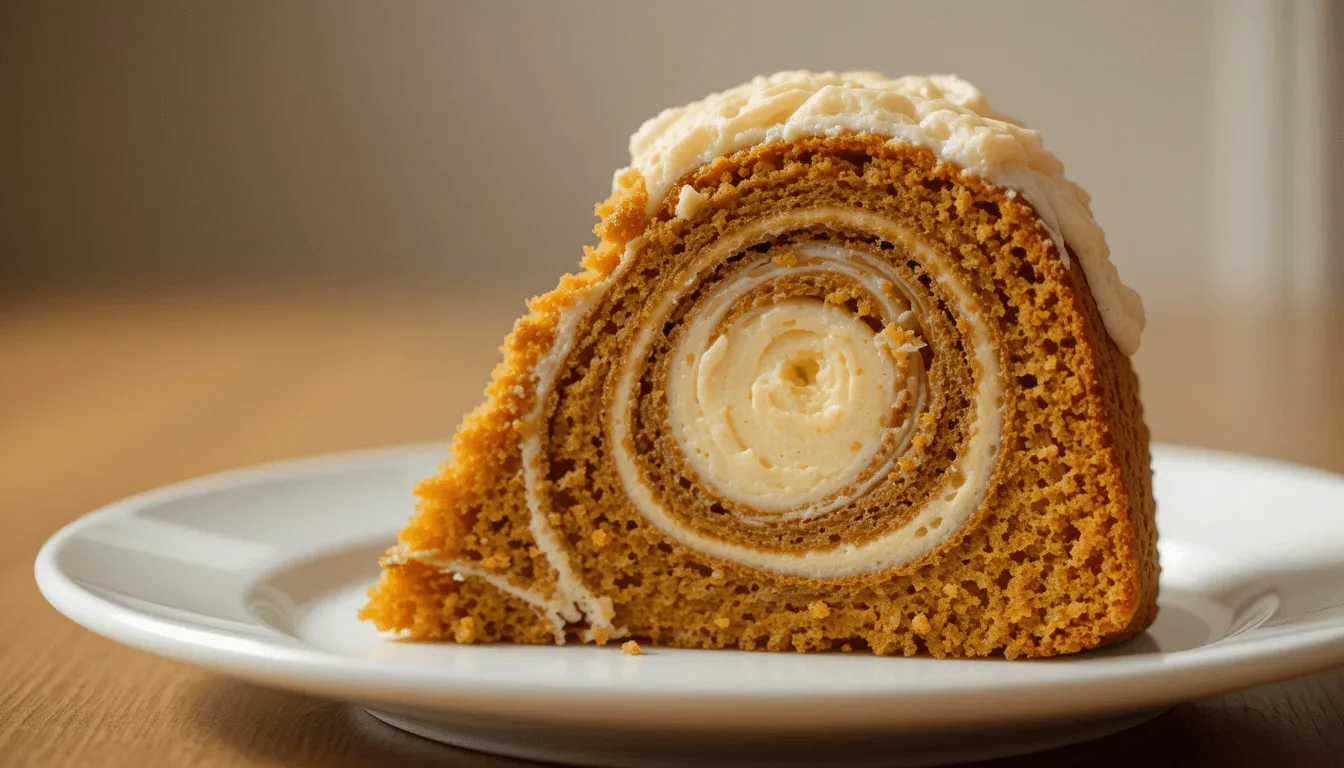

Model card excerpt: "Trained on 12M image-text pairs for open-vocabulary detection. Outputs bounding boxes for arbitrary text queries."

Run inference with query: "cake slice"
[361,71,1157,658]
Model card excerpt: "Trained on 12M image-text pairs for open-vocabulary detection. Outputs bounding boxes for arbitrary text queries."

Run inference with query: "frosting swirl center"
[670,298,910,511]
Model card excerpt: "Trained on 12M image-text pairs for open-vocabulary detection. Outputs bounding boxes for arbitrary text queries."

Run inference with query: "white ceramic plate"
[35,443,1344,767]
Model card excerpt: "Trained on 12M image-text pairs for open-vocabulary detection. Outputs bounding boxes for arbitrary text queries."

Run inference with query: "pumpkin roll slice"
[361,71,1157,658]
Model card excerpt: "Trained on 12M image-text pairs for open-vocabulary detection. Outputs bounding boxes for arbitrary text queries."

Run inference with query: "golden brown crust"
[361,135,1157,658]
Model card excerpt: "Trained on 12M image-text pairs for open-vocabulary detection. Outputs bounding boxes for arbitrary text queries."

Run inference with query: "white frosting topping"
[620,71,1145,355]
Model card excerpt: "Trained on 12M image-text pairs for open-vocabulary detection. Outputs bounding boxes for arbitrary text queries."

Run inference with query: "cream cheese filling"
[666,244,925,518]
[432,208,1000,624]
[610,208,1003,577]
[670,297,900,511]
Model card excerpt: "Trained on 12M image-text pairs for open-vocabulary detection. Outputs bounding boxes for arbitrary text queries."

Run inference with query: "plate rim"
[33,441,1344,727]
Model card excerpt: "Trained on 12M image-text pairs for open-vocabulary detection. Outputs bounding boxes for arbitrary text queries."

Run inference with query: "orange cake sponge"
[361,72,1156,658]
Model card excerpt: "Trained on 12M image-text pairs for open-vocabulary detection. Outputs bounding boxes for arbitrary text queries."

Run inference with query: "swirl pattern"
[364,123,1155,659]
[603,210,1002,578]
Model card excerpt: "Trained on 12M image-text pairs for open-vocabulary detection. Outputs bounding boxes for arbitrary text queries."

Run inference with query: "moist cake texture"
[361,72,1157,658]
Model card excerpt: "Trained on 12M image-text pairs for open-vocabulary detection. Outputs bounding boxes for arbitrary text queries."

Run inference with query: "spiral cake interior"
[673,294,905,504]
[361,80,1156,659]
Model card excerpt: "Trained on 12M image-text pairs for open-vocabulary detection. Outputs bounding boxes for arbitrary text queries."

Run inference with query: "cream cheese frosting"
[619,71,1145,355]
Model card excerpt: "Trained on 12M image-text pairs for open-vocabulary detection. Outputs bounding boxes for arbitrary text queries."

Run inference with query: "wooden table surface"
[3,285,1342,767]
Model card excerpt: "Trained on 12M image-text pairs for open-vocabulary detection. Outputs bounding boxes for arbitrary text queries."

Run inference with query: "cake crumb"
[881,324,921,348]
[591,529,612,550]
[547,512,562,526]
[713,617,730,629]
[453,617,478,644]
[773,251,800,267]
[480,553,510,570]
[809,601,831,619]
[943,583,959,598]
[621,640,643,656]
[825,288,857,306]
[911,614,932,634]
[592,627,611,645]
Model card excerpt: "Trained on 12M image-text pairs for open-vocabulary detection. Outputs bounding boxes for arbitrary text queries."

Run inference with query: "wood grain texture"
[2,286,1342,767]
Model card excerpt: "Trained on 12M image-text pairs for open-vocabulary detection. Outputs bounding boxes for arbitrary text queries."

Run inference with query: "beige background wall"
[1,1,1337,303]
